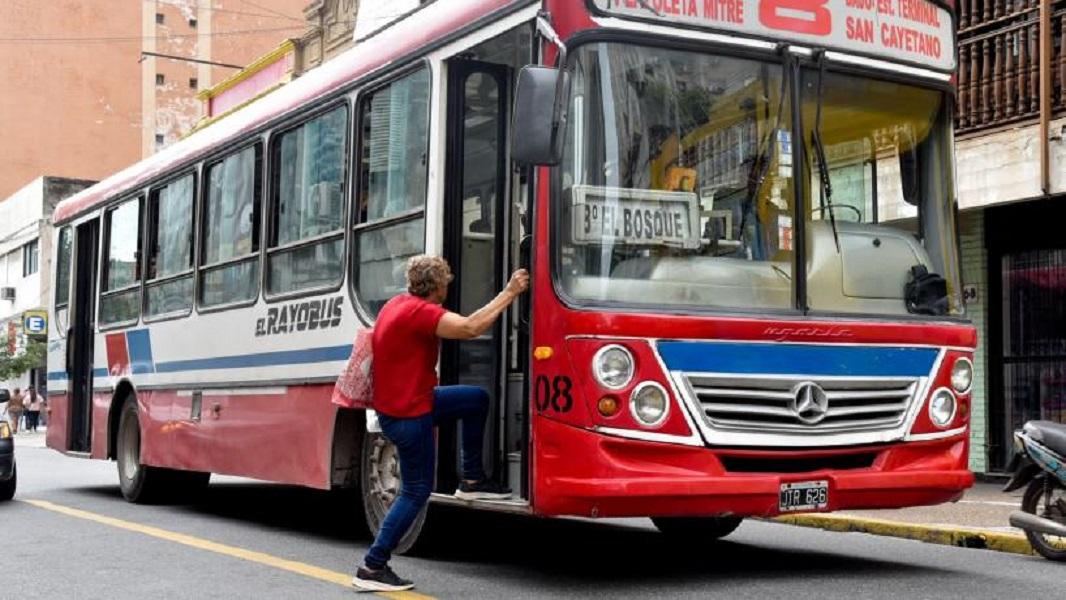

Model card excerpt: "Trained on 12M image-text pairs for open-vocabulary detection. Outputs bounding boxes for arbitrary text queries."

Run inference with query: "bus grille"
[683,374,919,434]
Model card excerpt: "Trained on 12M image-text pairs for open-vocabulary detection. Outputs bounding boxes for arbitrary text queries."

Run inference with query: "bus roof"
[54,0,529,225]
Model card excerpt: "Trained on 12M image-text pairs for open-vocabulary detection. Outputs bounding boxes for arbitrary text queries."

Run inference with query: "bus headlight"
[928,388,957,428]
[593,345,634,390]
[0,422,9,439]
[951,357,973,394]
[630,382,669,427]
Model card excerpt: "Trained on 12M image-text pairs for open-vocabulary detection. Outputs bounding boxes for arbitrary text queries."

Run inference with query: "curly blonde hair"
[406,255,452,298]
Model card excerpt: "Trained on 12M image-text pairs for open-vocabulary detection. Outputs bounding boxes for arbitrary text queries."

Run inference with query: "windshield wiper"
[809,51,841,253]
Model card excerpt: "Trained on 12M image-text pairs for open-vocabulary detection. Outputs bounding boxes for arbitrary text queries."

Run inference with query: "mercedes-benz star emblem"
[790,381,829,425]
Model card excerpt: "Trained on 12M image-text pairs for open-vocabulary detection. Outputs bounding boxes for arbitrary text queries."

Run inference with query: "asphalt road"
[5,440,1065,599]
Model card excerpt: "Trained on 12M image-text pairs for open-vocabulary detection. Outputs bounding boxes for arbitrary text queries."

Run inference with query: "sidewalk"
[775,482,1037,556]
[11,428,48,449]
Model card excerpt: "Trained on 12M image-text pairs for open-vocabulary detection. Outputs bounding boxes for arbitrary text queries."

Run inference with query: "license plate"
[779,480,829,512]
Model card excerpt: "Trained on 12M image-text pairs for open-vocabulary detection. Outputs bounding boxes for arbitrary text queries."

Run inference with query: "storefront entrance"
[988,198,1066,470]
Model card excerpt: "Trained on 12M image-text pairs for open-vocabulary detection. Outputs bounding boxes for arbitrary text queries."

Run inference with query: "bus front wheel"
[652,516,743,540]
[116,398,209,503]
[360,431,427,554]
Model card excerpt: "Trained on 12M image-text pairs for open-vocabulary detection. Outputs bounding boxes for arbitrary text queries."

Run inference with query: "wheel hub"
[367,436,400,508]
[119,415,140,482]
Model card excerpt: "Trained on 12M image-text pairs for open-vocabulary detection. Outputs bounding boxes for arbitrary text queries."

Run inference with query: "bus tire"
[360,431,428,555]
[116,398,173,504]
[651,516,743,540]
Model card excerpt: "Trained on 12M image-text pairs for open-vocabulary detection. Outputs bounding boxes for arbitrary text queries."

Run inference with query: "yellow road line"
[24,499,435,600]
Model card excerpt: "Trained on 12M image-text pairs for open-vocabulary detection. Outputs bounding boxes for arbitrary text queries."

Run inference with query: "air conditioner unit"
[0,287,14,301]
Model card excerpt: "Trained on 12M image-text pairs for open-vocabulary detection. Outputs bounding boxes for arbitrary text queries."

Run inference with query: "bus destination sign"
[571,185,701,249]
[592,0,955,71]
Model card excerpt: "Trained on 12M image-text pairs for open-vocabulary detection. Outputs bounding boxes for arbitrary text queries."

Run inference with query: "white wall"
[0,177,49,394]
[956,118,1066,210]
[0,177,46,322]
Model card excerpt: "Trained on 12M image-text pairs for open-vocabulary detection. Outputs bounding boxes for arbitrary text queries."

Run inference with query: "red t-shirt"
[372,294,448,418]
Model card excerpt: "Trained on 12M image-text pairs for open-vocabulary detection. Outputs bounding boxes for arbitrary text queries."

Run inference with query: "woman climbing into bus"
[353,255,529,593]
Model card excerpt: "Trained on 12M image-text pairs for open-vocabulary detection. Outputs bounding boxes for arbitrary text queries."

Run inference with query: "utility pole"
[1039,0,1051,195]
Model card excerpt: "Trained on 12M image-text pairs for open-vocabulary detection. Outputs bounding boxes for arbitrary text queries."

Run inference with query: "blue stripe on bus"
[47,368,109,382]
[47,343,351,381]
[153,344,352,373]
[126,329,156,374]
[656,341,939,377]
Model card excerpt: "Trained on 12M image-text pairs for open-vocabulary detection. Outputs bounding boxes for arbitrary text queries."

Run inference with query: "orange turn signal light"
[598,396,620,417]
[533,346,554,361]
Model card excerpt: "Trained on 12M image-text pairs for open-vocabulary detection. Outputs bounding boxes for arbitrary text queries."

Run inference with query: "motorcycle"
[1004,420,1066,561]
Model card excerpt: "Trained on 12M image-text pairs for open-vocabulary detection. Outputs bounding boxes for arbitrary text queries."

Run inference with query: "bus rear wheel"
[651,516,743,540]
[361,431,427,555]
[116,398,209,503]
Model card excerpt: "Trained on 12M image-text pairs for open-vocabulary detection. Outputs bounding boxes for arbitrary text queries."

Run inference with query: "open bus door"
[66,218,98,453]
[440,58,527,496]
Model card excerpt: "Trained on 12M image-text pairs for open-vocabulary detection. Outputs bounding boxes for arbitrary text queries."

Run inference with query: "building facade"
[0,177,95,393]
[955,0,1066,473]
[0,1,141,201]
[294,0,358,72]
[141,0,310,155]
[0,1,308,200]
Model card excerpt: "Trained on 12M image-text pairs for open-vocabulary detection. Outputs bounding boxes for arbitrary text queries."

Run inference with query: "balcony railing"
[956,0,1066,134]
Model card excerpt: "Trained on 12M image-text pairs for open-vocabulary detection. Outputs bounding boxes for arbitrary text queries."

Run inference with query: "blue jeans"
[364,385,489,569]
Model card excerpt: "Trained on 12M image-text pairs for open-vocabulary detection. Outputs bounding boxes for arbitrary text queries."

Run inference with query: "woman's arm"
[436,270,529,340]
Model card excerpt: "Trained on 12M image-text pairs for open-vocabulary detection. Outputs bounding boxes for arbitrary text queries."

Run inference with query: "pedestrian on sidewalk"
[25,387,41,432]
[6,388,24,434]
[352,255,528,593]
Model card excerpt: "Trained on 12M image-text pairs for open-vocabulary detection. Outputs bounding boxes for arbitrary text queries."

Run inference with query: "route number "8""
[759,0,832,36]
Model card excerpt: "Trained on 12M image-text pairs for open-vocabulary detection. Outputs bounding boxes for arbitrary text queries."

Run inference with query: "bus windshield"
[557,42,964,317]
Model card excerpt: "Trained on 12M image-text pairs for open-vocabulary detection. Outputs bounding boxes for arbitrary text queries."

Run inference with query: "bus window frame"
[347,60,433,325]
[263,99,352,302]
[195,140,265,315]
[98,194,145,331]
[143,169,198,323]
[548,29,963,325]
[54,225,73,310]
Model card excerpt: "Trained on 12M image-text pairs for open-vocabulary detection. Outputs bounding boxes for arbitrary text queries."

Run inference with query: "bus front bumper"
[534,418,974,519]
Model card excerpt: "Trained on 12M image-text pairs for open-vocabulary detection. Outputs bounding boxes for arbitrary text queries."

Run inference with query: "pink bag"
[332,328,373,409]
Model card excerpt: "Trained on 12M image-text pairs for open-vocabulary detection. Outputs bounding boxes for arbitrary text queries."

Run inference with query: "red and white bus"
[47,0,973,545]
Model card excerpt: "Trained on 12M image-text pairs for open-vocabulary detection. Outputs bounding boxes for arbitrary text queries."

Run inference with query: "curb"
[773,513,1035,556]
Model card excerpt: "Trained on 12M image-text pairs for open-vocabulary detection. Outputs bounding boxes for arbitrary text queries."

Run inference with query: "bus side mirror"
[899,149,920,207]
[511,65,569,167]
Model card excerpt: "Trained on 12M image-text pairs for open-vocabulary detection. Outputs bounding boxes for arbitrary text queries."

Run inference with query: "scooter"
[1004,420,1066,561]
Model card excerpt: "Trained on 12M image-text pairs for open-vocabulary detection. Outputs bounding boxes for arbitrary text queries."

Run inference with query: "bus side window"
[352,67,431,318]
[145,173,195,318]
[200,144,263,308]
[267,104,349,296]
[55,226,73,310]
[54,226,73,333]
[99,197,143,327]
